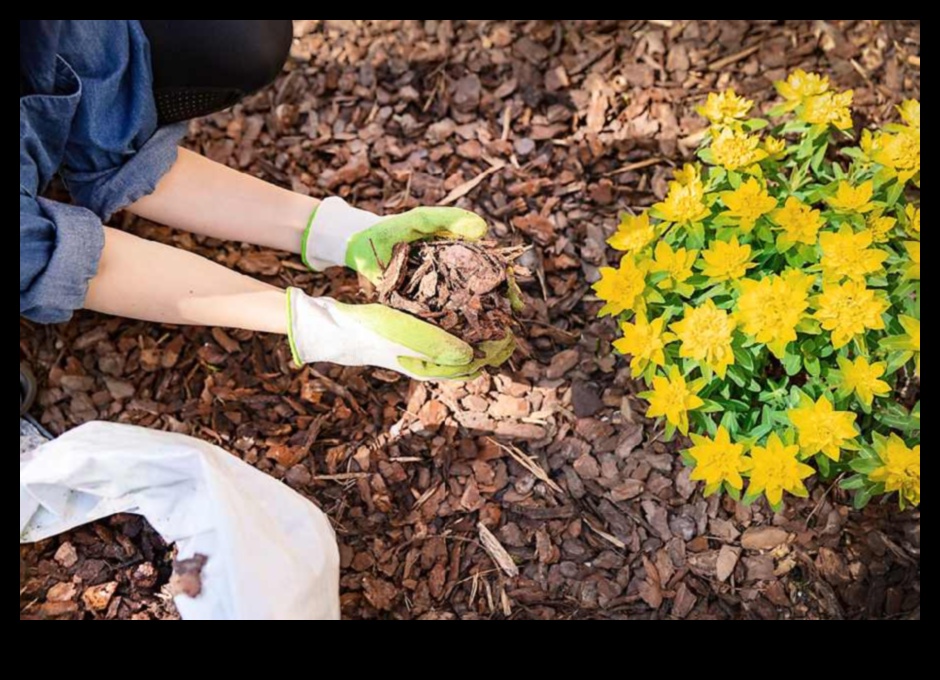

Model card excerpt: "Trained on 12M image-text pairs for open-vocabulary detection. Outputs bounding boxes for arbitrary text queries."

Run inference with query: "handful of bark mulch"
[374,239,524,346]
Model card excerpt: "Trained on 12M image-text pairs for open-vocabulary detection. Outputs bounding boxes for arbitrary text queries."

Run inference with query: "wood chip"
[478,522,520,578]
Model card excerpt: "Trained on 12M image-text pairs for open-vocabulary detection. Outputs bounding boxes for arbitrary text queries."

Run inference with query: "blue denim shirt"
[19,20,186,323]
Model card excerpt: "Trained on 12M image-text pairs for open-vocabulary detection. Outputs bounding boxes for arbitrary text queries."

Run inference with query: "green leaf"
[742,488,763,506]
[720,410,739,435]
[849,455,879,475]
[726,365,747,388]
[804,355,821,377]
[885,181,905,207]
[810,140,829,175]
[782,351,802,376]
[839,474,867,490]
[746,420,774,442]
[853,487,873,510]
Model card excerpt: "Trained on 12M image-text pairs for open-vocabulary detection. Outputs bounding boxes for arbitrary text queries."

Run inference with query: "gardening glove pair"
[293,197,514,380]
[301,196,488,283]
[286,288,515,380]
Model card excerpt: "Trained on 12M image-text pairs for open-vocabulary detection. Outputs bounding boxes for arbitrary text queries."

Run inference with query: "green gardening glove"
[301,197,486,283]
[287,288,513,380]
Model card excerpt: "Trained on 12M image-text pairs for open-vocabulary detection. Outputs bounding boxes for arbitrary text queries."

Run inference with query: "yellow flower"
[593,256,648,317]
[687,426,749,493]
[670,299,736,378]
[800,90,854,130]
[653,173,711,224]
[905,204,920,235]
[700,236,756,282]
[719,178,777,231]
[614,313,674,374]
[861,128,920,184]
[709,128,768,171]
[813,280,889,349]
[744,432,815,507]
[697,88,753,128]
[898,315,920,352]
[673,163,700,187]
[649,241,697,292]
[771,196,825,247]
[836,355,890,407]
[608,211,656,253]
[903,241,920,280]
[762,135,788,159]
[826,180,875,213]
[644,364,704,434]
[819,226,887,283]
[735,271,812,358]
[787,395,857,462]
[898,314,920,377]
[897,99,920,130]
[869,433,920,507]
[866,211,897,243]
[775,69,830,110]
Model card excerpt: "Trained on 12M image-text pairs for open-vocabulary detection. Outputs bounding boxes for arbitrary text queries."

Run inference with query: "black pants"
[140,19,292,125]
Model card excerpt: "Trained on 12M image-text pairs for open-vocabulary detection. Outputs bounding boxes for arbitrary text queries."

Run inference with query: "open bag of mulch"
[20,421,340,620]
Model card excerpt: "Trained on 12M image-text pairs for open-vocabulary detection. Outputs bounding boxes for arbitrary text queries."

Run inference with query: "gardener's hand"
[301,197,487,284]
[286,288,513,380]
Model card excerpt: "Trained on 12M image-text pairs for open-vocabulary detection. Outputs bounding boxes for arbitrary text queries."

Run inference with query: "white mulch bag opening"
[20,421,340,620]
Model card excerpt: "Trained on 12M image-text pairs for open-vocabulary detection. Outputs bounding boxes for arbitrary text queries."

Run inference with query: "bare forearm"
[127,147,318,254]
[84,227,287,334]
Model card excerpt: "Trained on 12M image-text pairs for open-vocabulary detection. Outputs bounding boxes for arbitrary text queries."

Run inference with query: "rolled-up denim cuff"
[24,198,105,323]
[63,122,187,221]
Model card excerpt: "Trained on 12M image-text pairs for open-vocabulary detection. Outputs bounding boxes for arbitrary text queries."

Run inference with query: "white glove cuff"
[301,197,383,271]
[286,289,421,373]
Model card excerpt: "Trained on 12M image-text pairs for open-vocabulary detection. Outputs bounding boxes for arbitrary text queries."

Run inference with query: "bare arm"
[127,147,319,254]
[84,227,287,334]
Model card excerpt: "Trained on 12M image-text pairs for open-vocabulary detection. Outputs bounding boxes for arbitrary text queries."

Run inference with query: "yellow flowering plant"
[594,70,920,511]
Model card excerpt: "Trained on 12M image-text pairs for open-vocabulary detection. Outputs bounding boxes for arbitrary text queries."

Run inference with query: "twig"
[708,44,760,71]
[312,472,370,481]
[601,157,664,178]
[583,517,627,550]
[488,437,563,494]
[803,473,845,529]
[437,160,507,206]
[368,238,386,271]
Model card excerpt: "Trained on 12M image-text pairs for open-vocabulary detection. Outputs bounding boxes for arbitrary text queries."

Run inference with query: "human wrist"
[301,197,382,271]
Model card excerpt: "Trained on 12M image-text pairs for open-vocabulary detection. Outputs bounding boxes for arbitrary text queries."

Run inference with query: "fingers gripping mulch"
[21,21,919,619]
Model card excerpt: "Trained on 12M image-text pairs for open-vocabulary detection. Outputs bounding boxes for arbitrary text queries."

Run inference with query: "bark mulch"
[20,20,920,620]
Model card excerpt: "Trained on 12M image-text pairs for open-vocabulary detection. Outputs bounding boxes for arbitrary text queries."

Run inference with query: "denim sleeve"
[57,20,186,221]
[20,192,104,323]
[20,46,104,324]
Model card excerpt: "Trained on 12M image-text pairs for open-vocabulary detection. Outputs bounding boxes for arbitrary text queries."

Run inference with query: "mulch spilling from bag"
[21,21,919,619]
[376,240,519,344]
[20,514,181,620]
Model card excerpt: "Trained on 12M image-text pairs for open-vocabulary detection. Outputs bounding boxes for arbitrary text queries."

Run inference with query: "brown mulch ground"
[20,20,920,620]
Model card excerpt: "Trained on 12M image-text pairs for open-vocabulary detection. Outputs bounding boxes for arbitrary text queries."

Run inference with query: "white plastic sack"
[20,421,340,620]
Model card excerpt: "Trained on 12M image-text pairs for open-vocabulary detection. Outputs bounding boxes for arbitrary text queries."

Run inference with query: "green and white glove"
[286,288,514,380]
[301,197,487,283]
